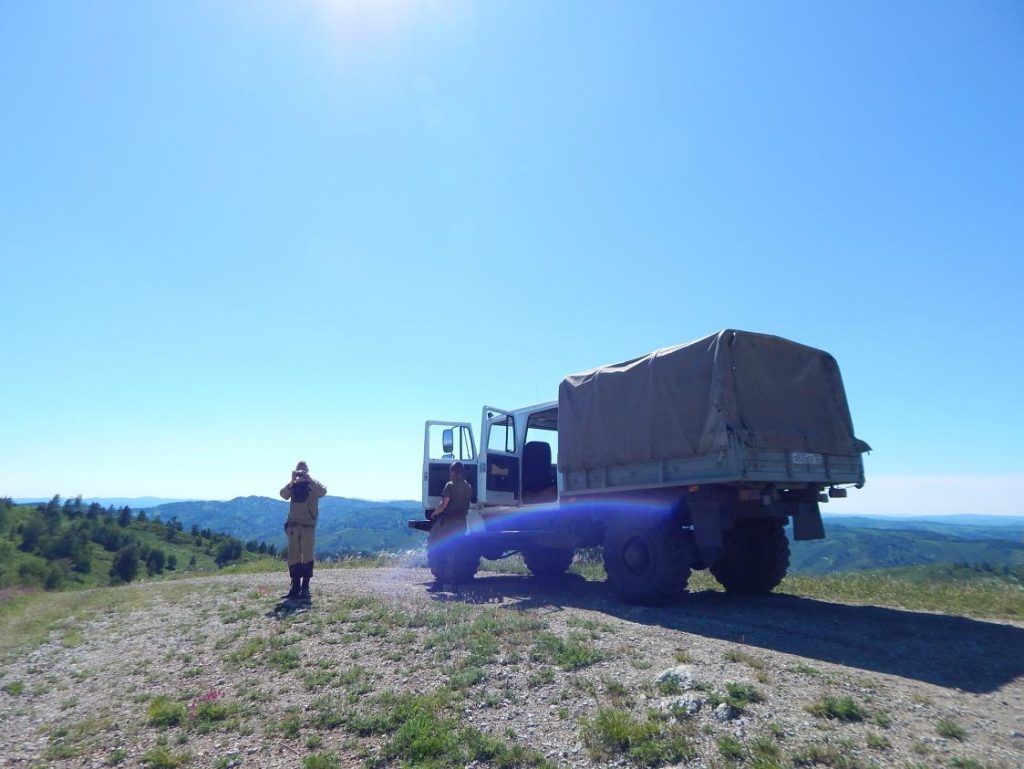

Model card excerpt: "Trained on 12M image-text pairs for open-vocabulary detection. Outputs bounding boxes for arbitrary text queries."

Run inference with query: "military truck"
[411,329,869,604]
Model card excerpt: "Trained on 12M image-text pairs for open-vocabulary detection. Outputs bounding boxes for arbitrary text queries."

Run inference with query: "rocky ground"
[1,566,1022,768]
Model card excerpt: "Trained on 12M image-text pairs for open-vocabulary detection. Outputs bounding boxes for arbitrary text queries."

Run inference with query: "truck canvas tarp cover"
[558,329,868,472]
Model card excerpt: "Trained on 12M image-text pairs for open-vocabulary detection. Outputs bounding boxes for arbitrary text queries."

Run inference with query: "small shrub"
[448,666,486,690]
[723,682,764,710]
[272,709,304,739]
[805,695,865,722]
[582,707,694,767]
[140,746,187,768]
[866,732,891,750]
[268,647,301,672]
[655,677,683,696]
[950,758,987,769]
[717,734,744,760]
[188,690,235,732]
[602,676,631,705]
[533,632,606,671]
[527,667,556,687]
[724,648,767,670]
[936,718,967,740]
[302,752,341,769]
[310,697,346,730]
[147,696,187,728]
[2,681,25,696]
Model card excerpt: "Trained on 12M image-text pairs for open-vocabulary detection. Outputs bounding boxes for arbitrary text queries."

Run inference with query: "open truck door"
[481,406,520,507]
[422,421,478,516]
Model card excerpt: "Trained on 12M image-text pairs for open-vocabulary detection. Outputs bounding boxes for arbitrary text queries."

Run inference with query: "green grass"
[687,565,1024,620]
[779,570,1024,620]
[532,631,606,670]
[140,746,189,768]
[866,732,891,750]
[147,696,187,728]
[805,695,866,722]
[302,752,341,769]
[723,648,767,670]
[348,690,554,768]
[717,734,744,760]
[722,682,764,709]
[936,718,968,740]
[949,758,988,769]
[581,707,695,767]
[0,580,224,658]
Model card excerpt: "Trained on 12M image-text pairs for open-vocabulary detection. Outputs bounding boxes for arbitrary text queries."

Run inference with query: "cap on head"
[295,461,309,473]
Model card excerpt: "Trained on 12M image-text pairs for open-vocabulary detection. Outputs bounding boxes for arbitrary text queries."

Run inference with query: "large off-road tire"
[523,547,575,577]
[710,520,790,594]
[427,536,480,584]
[603,518,694,605]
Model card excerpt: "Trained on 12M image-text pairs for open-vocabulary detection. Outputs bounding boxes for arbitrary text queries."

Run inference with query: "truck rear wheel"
[603,519,693,605]
[523,547,574,577]
[710,520,789,594]
[427,538,479,584]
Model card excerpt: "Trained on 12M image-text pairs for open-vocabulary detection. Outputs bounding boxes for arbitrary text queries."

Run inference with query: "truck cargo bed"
[562,431,864,494]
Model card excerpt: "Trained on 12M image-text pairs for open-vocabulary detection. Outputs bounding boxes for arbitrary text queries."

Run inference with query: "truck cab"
[421,402,560,519]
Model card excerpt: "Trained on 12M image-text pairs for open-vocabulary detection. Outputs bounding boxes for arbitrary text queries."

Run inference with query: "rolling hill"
[141,496,1024,574]
[148,496,424,557]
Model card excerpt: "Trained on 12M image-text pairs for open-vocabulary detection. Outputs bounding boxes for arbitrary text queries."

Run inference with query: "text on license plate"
[791,452,823,465]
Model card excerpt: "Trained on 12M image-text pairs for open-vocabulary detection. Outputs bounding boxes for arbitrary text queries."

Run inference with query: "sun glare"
[297,0,451,45]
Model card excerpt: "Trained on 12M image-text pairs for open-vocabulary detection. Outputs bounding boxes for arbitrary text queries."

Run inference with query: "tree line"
[0,495,276,591]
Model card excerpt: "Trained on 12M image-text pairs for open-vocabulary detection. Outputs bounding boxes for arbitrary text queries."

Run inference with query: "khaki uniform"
[428,478,472,547]
[280,477,327,567]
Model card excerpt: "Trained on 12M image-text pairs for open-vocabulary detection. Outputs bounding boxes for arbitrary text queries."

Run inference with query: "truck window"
[524,426,558,466]
[487,415,516,453]
[523,410,558,501]
[428,424,474,461]
[524,407,558,464]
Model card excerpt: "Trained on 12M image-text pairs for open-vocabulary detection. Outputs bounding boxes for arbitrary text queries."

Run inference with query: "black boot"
[283,564,301,600]
[299,561,313,602]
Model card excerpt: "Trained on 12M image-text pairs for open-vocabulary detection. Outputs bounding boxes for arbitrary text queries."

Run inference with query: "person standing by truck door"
[428,461,473,584]
[280,461,327,602]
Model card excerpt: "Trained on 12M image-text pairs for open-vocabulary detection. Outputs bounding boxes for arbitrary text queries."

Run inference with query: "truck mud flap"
[791,502,825,540]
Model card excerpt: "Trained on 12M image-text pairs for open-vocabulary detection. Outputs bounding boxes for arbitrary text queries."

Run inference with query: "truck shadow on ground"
[432,573,1024,694]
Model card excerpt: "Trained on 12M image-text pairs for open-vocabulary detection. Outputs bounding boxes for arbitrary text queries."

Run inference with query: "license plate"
[791,452,823,465]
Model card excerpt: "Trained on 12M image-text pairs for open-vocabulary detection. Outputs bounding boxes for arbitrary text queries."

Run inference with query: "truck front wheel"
[523,547,575,577]
[603,519,693,605]
[423,536,479,581]
[710,520,789,594]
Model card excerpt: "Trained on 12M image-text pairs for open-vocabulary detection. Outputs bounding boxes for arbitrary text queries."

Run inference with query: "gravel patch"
[1,566,1022,768]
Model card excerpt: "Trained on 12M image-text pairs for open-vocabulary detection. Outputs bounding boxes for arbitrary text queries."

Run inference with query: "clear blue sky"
[2,1,1022,515]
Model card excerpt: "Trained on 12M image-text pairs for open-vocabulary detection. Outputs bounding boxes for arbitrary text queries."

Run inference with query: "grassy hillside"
[790,521,1024,574]
[0,497,276,591]
[0,562,1021,769]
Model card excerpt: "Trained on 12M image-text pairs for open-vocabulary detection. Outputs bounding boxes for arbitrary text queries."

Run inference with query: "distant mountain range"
[144,496,424,557]
[13,497,197,508]
[116,496,1024,574]
[792,517,1024,575]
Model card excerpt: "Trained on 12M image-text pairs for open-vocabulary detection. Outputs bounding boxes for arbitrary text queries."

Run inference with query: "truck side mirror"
[442,428,454,456]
